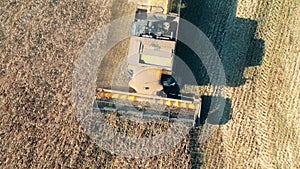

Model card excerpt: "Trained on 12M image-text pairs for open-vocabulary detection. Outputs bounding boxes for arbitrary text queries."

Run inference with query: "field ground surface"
[0,0,299,168]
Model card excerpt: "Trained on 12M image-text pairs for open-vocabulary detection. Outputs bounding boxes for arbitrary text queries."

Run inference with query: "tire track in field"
[253,0,287,167]
[209,75,259,168]
[273,3,300,166]
[252,0,300,168]
[225,0,300,168]
[200,0,300,168]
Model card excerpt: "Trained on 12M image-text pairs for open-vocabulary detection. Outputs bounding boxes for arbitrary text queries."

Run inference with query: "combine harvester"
[94,0,202,127]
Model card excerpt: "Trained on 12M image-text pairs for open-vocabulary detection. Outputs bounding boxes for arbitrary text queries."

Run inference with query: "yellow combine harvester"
[94,0,202,126]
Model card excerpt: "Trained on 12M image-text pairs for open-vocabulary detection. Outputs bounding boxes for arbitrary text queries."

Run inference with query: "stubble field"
[0,0,299,168]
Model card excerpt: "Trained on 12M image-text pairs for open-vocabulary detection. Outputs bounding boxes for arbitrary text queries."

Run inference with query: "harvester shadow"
[177,0,262,168]
[176,0,265,87]
[199,96,232,125]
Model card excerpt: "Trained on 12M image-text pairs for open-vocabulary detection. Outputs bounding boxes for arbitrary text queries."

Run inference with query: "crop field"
[0,0,299,168]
